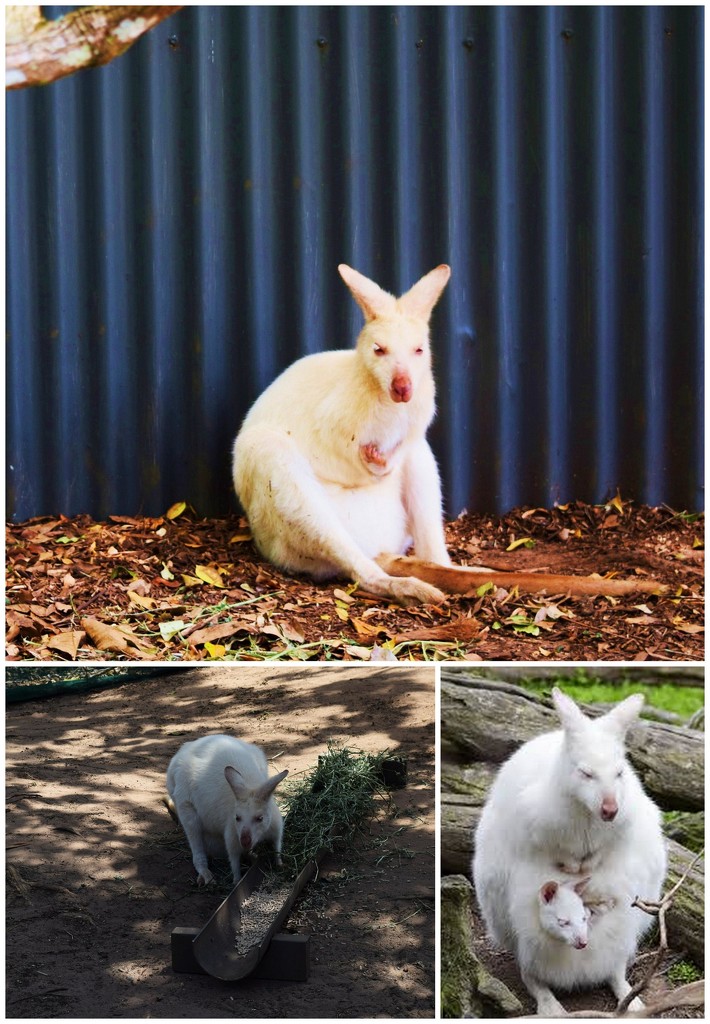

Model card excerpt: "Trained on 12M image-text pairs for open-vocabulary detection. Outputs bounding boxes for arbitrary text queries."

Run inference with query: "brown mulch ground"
[6,665,435,1018]
[5,500,704,662]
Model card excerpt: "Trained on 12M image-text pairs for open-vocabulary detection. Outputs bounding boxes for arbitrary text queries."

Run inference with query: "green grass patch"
[515,673,704,717]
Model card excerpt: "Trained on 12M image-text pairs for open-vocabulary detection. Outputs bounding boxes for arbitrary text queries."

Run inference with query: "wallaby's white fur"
[165,734,288,886]
[232,263,451,606]
[473,689,667,1015]
[513,871,645,1017]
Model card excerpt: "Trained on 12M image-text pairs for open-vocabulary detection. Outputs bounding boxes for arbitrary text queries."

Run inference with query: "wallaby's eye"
[616,768,623,778]
[235,815,242,822]
[373,344,387,356]
[558,919,570,927]
[578,768,594,780]
[255,815,264,823]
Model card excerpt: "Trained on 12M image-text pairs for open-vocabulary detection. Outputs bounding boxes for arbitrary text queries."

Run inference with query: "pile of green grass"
[276,741,396,879]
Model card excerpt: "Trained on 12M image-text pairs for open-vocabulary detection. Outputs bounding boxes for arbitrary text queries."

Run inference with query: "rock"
[440,874,523,1018]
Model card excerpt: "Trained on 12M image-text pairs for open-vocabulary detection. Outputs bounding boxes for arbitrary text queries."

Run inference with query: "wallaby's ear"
[257,768,289,802]
[224,765,249,800]
[603,693,644,737]
[540,881,559,904]
[338,264,396,321]
[573,876,592,896]
[398,264,451,321]
[552,687,586,733]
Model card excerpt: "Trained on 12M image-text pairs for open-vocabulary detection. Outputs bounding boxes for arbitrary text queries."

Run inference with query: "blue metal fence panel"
[6,5,704,521]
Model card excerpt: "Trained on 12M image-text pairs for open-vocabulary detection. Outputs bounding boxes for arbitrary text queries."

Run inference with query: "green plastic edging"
[6,666,184,704]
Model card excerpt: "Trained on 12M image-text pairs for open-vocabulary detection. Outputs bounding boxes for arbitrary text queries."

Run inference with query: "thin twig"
[615,847,704,1016]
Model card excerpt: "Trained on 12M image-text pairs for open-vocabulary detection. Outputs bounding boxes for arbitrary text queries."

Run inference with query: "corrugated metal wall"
[6,5,704,521]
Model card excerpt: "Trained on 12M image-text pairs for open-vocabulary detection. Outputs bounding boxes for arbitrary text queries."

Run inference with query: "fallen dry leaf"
[395,616,484,644]
[188,621,254,646]
[194,564,226,588]
[80,617,153,658]
[47,630,86,659]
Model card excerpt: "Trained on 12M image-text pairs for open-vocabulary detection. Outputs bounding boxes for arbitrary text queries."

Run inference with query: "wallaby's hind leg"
[402,438,451,565]
[234,427,445,605]
[174,800,214,886]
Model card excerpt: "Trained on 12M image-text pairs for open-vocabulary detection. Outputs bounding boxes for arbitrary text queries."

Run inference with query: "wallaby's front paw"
[390,576,446,606]
[537,995,568,1017]
[626,996,644,1012]
[196,868,215,886]
[587,896,616,918]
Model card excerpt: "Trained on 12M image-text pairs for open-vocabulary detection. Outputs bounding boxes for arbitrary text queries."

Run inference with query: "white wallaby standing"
[165,734,288,886]
[232,263,451,606]
[473,688,667,1014]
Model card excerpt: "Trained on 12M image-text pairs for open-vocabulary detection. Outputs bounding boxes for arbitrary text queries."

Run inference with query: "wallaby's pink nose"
[240,831,253,850]
[391,373,412,403]
[601,797,618,821]
[574,937,587,950]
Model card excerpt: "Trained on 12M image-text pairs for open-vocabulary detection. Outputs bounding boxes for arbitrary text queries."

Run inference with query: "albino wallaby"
[165,734,288,886]
[233,263,452,607]
[516,875,644,1016]
[473,688,666,1011]
[233,263,662,605]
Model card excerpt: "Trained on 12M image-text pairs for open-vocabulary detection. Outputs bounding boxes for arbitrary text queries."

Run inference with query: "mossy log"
[663,811,705,854]
[441,675,704,811]
[440,874,523,1018]
[664,839,705,966]
[441,762,705,966]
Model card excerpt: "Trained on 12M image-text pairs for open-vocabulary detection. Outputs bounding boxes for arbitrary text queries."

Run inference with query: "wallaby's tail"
[376,554,666,598]
[162,794,179,823]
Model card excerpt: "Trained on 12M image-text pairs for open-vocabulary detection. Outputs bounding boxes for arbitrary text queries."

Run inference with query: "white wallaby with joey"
[165,734,288,886]
[512,872,646,1016]
[233,263,452,607]
[473,688,667,1014]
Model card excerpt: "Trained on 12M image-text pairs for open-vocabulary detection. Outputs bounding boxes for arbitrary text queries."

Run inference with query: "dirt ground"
[5,501,704,662]
[6,665,435,1019]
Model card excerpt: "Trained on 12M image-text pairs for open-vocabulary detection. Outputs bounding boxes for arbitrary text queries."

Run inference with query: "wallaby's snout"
[391,370,413,403]
[239,828,254,850]
[573,935,588,950]
[601,795,619,821]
